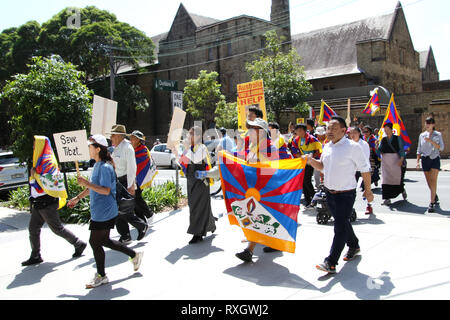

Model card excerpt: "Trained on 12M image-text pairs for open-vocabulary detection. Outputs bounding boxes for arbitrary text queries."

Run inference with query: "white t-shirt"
[321,137,371,191]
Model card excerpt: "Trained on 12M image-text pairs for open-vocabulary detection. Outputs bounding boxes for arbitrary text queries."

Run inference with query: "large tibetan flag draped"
[363,88,381,116]
[31,136,67,209]
[378,94,411,151]
[318,100,337,125]
[219,151,306,253]
[135,144,158,189]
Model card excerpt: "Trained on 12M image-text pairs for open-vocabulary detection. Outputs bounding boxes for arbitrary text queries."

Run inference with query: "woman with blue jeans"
[68,134,143,289]
[416,117,445,213]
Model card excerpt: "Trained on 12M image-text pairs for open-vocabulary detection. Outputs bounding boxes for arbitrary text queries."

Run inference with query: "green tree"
[184,70,226,128]
[0,56,92,165]
[246,30,312,124]
[214,101,238,129]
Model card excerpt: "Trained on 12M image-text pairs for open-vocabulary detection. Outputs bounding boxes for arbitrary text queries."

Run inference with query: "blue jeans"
[325,190,358,266]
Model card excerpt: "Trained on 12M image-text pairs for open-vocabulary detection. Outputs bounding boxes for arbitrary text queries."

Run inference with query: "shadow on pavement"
[7,258,74,289]
[0,210,30,231]
[317,256,395,300]
[58,273,142,300]
[165,234,224,264]
[388,200,428,215]
[223,249,318,290]
[352,214,385,225]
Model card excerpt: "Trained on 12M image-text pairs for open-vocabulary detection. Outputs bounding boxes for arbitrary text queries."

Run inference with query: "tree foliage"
[0,56,92,165]
[246,30,312,123]
[183,70,226,128]
[214,101,238,129]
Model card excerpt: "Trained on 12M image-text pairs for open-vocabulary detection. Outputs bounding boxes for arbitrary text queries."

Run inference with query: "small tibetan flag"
[363,88,381,116]
[318,100,337,125]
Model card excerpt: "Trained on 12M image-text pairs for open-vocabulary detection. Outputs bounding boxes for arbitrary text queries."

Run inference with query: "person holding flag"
[22,136,87,266]
[176,126,216,245]
[130,130,157,224]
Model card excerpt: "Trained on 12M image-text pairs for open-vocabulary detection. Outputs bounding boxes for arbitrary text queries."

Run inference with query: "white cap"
[316,126,326,135]
[88,134,108,147]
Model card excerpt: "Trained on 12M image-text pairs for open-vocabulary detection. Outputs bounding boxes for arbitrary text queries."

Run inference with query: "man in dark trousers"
[109,125,148,244]
[305,116,374,273]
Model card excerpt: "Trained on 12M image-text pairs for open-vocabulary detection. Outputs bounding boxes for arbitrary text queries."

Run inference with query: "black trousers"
[134,187,153,220]
[115,176,147,238]
[303,164,315,205]
[325,190,358,266]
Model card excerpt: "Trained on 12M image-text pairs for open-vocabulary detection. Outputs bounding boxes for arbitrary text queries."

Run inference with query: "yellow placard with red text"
[237,80,267,130]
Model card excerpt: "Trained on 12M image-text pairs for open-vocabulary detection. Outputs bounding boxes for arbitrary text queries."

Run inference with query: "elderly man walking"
[109,125,148,244]
[305,116,374,273]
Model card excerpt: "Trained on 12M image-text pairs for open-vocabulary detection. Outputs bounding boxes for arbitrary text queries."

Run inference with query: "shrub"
[142,181,184,213]
[8,185,30,210]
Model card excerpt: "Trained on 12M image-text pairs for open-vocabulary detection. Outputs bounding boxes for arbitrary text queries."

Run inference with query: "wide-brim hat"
[130,130,146,142]
[108,124,129,135]
[246,118,269,134]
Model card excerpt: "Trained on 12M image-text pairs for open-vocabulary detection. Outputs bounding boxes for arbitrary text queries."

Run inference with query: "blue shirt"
[89,161,118,222]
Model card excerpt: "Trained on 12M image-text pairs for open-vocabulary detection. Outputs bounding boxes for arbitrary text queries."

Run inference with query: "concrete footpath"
[1,192,450,301]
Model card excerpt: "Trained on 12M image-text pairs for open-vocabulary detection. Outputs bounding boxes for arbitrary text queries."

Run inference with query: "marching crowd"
[20,109,444,288]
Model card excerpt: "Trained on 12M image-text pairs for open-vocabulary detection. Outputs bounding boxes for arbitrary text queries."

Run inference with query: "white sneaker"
[86,273,108,289]
[131,252,144,272]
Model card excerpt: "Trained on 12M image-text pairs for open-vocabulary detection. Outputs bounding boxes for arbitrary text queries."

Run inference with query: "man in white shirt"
[109,125,148,244]
[305,116,374,274]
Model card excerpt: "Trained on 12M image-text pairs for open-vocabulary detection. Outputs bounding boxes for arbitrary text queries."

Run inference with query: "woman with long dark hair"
[177,127,216,244]
[377,123,407,205]
[416,117,445,213]
[68,134,143,289]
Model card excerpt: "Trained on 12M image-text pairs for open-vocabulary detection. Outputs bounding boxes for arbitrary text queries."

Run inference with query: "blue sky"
[1,0,449,79]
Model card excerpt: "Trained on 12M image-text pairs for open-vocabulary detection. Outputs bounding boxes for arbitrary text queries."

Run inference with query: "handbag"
[114,175,135,215]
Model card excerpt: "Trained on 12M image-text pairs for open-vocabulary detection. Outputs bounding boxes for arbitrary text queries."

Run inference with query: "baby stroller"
[311,185,357,225]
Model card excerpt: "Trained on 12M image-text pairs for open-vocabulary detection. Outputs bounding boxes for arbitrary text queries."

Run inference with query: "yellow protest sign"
[296,118,305,125]
[237,80,267,130]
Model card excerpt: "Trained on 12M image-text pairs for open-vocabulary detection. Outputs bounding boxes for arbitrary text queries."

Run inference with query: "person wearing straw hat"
[108,125,148,244]
[129,130,155,223]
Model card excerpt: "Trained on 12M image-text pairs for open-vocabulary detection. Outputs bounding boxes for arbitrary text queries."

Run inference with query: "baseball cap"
[88,134,108,147]
[130,130,146,141]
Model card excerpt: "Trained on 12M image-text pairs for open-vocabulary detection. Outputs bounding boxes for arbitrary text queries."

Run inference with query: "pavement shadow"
[223,249,318,290]
[0,210,30,231]
[7,258,73,289]
[352,214,385,225]
[165,234,224,264]
[317,256,395,300]
[58,273,142,300]
[388,200,428,215]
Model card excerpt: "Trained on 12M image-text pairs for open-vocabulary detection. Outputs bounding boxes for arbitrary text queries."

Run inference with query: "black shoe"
[137,225,148,241]
[428,203,435,213]
[73,242,87,258]
[21,256,43,266]
[119,236,132,245]
[188,235,203,244]
[343,247,360,261]
[235,249,253,263]
[263,246,280,253]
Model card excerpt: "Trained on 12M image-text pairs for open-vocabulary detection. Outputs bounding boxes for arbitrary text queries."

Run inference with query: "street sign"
[171,91,183,111]
[155,79,178,91]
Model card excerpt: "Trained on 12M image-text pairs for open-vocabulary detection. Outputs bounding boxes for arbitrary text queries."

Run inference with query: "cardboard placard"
[237,80,267,130]
[167,107,186,152]
[91,95,118,136]
[53,130,90,163]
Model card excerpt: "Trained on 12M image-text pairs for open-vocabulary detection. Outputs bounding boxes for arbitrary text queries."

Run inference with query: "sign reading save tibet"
[53,130,90,163]
[237,80,267,130]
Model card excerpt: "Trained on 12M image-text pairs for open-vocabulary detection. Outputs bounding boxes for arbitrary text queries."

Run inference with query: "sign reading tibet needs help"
[53,130,90,163]
[237,79,267,130]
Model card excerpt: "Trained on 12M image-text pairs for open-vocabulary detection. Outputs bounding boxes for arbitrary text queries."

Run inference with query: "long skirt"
[381,153,404,200]
[186,165,216,236]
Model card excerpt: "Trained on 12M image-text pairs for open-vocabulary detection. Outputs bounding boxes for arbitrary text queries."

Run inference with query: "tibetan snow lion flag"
[31,136,67,209]
[318,100,337,125]
[135,144,158,190]
[218,151,306,253]
[363,88,381,116]
[378,94,412,151]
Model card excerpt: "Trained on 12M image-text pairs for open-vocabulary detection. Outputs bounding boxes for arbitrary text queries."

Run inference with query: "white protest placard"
[53,130,90,163]
[91,95,118,136]
[171,91,183,111]
[167,107,186,152]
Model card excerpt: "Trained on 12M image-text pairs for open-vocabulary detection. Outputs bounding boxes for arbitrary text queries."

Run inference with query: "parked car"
[150,143,184,169]
[60,159,93,173]
[0,151,29,192]
[204,139,220,167]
